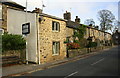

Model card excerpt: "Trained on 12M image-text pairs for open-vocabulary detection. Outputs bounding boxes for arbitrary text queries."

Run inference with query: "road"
[14,46,119,77]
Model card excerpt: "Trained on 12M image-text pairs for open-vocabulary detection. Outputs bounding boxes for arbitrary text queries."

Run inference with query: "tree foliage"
[2,33,26,52]
[84,19,95,27]
[98,10,115,32]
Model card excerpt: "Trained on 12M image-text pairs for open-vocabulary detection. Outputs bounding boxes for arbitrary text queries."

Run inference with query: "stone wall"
[68,48,87,58]
[2,4,7,30]
[94,29,99,39]
[39,16,66,64]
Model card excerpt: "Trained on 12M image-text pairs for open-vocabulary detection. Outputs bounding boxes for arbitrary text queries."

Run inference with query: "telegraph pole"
[25,0,28,64]
[42,0,46,12]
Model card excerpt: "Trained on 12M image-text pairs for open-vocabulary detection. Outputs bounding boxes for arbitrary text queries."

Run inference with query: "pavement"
[1,46,116,77]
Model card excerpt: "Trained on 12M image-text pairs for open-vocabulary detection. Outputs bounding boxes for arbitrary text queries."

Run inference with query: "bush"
[86,42,97,48]
[2,33,26,52]
[67,43,80,49]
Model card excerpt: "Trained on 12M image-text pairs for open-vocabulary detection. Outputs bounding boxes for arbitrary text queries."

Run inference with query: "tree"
[98,10,115,32]
[84,19,95,27]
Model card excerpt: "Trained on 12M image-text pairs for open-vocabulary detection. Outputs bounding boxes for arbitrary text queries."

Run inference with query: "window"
[52,21,60,31]
[52,42,60,55]
[0,4,2,20]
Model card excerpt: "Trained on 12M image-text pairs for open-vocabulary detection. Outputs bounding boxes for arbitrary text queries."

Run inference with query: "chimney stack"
[63,11,71,21]
[75,16,80,24]
[32,8,42,13]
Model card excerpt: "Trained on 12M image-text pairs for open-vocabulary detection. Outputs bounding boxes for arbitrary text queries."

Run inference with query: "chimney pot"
[75,16,80,24]
[63,11,71,21]
[76,16,78,18]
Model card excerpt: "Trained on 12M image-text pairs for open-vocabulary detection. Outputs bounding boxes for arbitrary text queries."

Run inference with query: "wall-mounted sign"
[22,23,30,35]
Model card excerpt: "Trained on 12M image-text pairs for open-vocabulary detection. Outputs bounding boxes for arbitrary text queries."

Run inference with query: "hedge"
[2,33,26,52]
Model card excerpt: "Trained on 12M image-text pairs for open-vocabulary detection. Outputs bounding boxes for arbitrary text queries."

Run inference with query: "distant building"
[112,29,120,45]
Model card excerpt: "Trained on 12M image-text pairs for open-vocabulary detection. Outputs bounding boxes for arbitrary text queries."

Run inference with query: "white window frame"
[52,41,60,55]
[52,21,60,32]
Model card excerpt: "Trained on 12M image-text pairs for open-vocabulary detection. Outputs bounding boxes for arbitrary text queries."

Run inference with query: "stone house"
[64,11,112,47]
[83,26,112,46]
[0,1,39,63]
[64,11,82,43]
[0,1,67,64]
[38,13,67,64]
[1,0,112,64]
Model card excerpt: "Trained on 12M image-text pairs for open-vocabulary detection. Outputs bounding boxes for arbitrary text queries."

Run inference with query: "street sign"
[22,23,30,35]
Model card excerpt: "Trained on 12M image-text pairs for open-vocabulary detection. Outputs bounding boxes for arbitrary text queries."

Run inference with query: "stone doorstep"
[2,47,113,77]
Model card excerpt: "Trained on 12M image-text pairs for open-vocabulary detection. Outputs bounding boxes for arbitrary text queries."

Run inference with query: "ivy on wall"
[73,24,87,41]
[72,24,87,48]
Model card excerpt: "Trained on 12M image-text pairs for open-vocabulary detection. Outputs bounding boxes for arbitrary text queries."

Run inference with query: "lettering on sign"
[22,23,30,35]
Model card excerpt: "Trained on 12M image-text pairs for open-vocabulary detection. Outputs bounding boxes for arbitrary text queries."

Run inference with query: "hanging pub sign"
[22,23,30,35]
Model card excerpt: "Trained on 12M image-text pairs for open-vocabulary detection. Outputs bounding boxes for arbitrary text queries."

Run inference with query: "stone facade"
[66,27,74,42]
[1,4,7,30]
[66,23,112,44]
[66,27,74,37]
[39,15,66,64]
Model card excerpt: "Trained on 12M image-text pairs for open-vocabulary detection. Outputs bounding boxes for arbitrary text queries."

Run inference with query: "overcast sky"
[13,0,119,32]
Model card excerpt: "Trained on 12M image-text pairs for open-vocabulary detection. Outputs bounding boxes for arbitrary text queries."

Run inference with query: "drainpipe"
[36,13,40,64]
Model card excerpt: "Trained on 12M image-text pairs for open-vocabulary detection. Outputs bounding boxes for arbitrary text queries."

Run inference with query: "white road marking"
[64,71,78,78]
[91,58,105,66]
